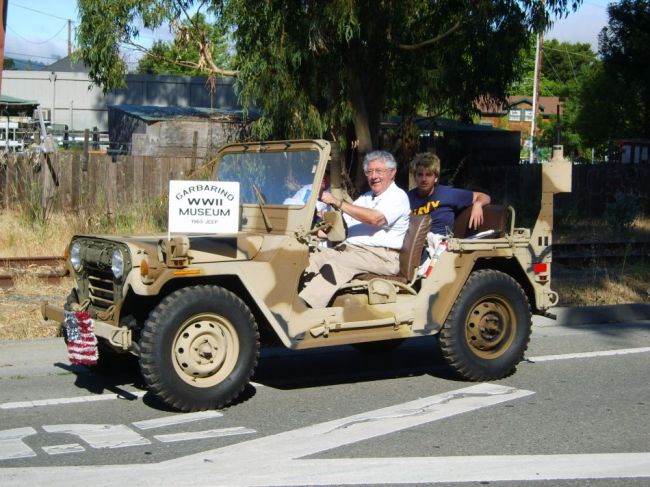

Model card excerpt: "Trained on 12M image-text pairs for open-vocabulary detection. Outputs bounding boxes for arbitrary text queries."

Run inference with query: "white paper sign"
[168,180,240,234]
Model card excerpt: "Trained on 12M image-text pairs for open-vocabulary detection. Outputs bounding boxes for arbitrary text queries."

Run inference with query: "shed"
[0,94,39,118]
[107,104,257,157]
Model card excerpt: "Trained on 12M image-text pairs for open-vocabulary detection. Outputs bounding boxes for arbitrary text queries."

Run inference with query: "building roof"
[0,94,39,106]
[475,96,563,116]
[108,104,258,122]
[44,55,89,73]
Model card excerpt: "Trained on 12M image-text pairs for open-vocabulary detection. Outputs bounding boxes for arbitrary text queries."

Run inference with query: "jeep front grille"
[87,269,115,309]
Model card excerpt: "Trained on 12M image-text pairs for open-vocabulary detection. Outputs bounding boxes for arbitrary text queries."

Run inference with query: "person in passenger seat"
[408,152,491,236]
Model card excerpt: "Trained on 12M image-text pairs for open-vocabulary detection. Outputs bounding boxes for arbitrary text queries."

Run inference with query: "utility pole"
[0,0,8,94]
[68,19,72,57]
[529,30,543,164]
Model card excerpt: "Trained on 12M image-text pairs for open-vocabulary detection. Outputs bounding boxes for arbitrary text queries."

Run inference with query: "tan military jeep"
[42,139,571,412]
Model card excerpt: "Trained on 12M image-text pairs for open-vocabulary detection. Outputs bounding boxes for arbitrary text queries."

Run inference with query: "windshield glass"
[216,149,319,205]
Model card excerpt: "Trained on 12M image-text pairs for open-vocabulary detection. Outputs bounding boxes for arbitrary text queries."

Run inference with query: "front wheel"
[139,285,259,412]
[439,269,531,381]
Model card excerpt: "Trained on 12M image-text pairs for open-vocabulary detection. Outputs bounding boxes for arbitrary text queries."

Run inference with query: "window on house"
[524,109,533,122]
[508,109,522,121]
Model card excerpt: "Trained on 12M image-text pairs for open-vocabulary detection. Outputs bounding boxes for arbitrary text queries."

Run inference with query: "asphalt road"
[1,305,649,486]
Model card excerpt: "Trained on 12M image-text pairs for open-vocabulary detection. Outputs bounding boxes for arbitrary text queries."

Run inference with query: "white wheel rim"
[172,313,240,388]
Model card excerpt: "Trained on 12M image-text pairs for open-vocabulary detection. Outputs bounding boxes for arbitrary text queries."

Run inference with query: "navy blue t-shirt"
[408,184,473,235]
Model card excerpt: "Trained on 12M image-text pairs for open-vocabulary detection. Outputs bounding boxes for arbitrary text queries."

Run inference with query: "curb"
[535,303,650,327]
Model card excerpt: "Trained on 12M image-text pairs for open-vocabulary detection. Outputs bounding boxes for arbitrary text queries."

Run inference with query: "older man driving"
[299,150,410,308]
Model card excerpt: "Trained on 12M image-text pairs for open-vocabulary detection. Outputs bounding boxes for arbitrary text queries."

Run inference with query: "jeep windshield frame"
[214,140,331,234]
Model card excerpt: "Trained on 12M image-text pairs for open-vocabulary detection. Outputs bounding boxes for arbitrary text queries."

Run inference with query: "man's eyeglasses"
[364,168,392,176]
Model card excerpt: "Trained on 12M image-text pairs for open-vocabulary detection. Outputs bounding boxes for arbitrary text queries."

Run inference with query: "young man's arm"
[468,191,491,229]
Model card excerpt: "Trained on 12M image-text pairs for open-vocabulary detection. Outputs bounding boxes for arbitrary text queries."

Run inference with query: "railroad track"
[1,242,647,289]
[0,256,69,289]
[552,241,650,263]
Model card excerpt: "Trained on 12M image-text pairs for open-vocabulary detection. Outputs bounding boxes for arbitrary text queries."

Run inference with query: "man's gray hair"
[362,150,397,171]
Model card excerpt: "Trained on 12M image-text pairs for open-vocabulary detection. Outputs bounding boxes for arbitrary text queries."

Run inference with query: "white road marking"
[42,424,150,449]
[222,454,650,485]
[1,380,649,483]
[529,346,650,362]
[132,410,223,430]
[0,384,538,484]
[42,444,85,455]
[0,427,37,460]
[0,390,146,410]
[154,427,256,443]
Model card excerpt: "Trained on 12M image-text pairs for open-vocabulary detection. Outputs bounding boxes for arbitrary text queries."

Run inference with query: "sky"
[3,0,611,67]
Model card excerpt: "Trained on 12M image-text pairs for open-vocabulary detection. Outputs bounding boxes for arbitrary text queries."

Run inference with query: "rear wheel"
[139,285,259,412]
[439,270,531,380]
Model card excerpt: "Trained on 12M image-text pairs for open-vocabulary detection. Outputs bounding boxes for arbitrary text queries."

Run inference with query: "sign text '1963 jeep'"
[42,139,572,412]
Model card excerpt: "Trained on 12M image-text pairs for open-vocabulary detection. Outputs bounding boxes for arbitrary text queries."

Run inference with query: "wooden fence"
[2,152,649,222]
[1,152,204,213]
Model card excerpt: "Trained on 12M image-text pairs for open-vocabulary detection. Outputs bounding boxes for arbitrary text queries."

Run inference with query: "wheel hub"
[466,299,514,357]
[172,315,239,386]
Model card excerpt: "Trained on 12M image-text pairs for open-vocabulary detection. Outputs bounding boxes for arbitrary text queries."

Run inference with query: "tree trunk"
[349,77,374,188]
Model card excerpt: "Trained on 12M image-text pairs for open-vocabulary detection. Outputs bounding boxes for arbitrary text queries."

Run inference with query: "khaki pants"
[299,243,400,308]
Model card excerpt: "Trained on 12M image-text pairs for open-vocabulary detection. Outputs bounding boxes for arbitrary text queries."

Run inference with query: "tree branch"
[398,21,461,50]
[124,41,239,77]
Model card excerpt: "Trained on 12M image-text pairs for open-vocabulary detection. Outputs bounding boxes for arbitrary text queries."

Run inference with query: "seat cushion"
[452,204,507,239]
[354,214,431,283]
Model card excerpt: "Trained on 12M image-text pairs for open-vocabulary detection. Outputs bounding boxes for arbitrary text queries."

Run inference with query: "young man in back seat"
[408,152,491,236]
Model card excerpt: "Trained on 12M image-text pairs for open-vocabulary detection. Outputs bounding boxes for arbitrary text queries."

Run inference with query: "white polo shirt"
[344,182,411,249]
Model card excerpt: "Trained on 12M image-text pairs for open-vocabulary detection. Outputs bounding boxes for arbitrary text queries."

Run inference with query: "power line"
[7,21,68,44]
[9,2,76,23]
[544,45,596,60]
[5,50,60,61]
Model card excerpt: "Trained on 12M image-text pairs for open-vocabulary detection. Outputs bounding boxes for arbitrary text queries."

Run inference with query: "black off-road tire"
[139,285,260,412]
[439,269,531,381]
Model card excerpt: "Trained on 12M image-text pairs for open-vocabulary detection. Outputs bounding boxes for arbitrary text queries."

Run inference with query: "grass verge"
[0,210,648,341]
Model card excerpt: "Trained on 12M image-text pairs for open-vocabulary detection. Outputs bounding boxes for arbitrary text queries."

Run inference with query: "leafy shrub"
[604,191,640,231]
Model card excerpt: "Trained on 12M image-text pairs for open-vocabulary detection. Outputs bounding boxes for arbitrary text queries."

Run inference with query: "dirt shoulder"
[1,263,648,341]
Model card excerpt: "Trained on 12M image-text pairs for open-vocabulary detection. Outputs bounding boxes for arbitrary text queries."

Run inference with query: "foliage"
[77,0,582,177]
[136,13,233,76]
[562,0,650,156]
[594,0,650,139]
[604,191,640,231]
[511,38,597,97]
[508,38,598,159]
[76,0,237,90]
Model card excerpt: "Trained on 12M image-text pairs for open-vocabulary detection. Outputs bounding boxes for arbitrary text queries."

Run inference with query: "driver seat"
[354,214,431,284]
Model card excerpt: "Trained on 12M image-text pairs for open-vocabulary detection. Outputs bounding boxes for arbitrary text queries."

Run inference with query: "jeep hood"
[84,233,264,263]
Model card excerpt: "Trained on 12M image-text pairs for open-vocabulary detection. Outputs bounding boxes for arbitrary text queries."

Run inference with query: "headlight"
[111,249,124,279]
[70,242,82,271]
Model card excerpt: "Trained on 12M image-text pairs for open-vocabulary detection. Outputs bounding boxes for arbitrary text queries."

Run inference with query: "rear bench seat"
[452,204,508,239]
[351,205,507,287]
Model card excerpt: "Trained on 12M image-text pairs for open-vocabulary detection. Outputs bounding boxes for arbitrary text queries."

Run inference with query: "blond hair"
[410,152,440,178]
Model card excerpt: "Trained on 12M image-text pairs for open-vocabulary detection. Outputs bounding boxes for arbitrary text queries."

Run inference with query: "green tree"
[508,38,599,159]
[77,0,582,169]
[136,13,232,76]
[567,0,650,158]
[510,38,597,97]
[597,0,650,138]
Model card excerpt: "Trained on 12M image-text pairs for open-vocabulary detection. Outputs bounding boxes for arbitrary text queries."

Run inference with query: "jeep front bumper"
[41,301,132,350]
